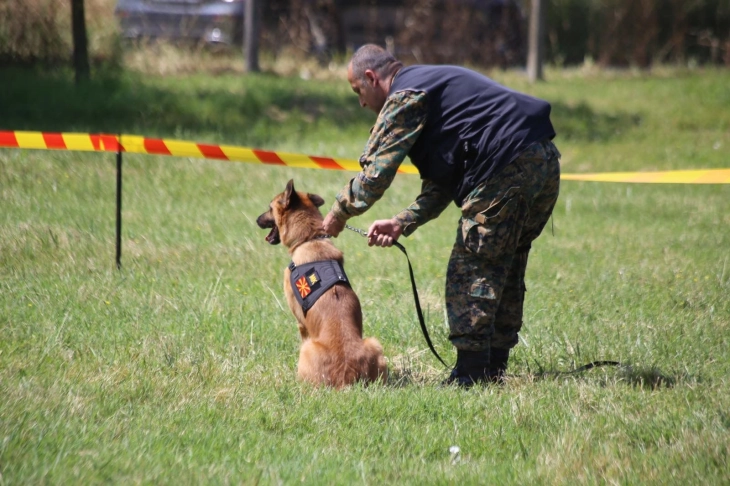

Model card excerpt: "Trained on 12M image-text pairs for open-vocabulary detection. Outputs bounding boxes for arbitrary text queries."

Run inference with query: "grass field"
[1,63,729,484]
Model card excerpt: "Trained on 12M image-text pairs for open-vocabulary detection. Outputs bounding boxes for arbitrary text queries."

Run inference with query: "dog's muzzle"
[256,214,281,245]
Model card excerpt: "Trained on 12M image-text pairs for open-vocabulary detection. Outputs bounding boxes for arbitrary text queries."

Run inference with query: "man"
[322,44,561,387]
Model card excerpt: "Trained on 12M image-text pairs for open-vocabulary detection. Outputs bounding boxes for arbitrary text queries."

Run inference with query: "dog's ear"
[284,179,300,208]
[308,194,325,208]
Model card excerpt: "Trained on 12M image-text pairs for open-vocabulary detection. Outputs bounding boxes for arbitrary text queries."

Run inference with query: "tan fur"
[256,180,387,388]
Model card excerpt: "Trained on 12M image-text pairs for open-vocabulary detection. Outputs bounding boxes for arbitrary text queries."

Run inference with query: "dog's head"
[256,179,325,246]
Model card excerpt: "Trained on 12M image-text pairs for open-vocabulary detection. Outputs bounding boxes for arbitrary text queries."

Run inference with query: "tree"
[527,0,545,82]
[71,0,90,84]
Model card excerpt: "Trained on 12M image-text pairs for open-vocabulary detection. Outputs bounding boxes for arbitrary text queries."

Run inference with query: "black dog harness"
[288,260,350,312]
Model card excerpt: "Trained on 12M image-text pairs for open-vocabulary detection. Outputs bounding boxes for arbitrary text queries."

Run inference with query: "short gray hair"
[350,44,402,82]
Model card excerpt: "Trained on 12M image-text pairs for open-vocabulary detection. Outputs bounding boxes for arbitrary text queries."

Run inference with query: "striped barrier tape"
[0,130,415,175]
[1,130,728,183]
[561,169,730,184]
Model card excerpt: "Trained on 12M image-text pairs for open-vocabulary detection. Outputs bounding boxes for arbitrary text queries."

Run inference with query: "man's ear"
[364,69,378,86]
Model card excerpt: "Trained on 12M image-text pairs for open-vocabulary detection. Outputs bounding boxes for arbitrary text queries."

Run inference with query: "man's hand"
[367,218,403,247]
[322,211,346,237]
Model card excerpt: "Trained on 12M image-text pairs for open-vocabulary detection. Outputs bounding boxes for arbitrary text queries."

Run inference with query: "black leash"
[564,360,622,373]
[527,360,625,380]
[344,225,623,376]
[345,225,449,368]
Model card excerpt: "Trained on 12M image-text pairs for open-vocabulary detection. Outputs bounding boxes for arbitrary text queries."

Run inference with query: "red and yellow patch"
[295,276,311,298]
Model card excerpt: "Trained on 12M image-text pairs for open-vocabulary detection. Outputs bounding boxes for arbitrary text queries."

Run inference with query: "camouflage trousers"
[446,139,561,353]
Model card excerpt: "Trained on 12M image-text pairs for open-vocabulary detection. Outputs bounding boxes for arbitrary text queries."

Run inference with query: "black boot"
[442,349,491,388]
[487,347,510,384]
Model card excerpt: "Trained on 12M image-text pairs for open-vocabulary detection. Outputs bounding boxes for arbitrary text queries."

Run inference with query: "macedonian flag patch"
[295,276,311,298]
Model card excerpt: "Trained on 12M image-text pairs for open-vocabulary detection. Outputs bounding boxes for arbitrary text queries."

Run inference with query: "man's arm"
[393,179,453,237]
[365,179,452,247]
[325,90,428,234]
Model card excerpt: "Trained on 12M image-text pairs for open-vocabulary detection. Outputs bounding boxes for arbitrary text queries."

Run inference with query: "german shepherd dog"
[256,180,388,388]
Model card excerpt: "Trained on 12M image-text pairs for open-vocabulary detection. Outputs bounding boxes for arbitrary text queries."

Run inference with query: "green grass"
[1,64,729,484]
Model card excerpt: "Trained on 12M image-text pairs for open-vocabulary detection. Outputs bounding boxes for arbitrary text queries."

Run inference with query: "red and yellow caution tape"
[1,130,728,183]
[0,130,416,174]
[561,169,730,184]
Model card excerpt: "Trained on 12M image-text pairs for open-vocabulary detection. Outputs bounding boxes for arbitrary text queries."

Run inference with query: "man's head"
[347,44,403,114]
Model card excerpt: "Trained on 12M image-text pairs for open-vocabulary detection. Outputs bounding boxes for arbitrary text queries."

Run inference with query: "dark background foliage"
[0,0,728,68]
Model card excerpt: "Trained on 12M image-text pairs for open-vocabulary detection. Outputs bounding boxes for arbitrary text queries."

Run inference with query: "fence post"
[527,0,546,83]
[115,142,123,269]
[244,0,260,73]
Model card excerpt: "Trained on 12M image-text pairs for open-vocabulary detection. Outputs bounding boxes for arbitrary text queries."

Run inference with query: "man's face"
[347,64,386,114]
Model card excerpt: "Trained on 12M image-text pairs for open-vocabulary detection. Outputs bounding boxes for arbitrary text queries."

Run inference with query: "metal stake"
[115,141,123,269]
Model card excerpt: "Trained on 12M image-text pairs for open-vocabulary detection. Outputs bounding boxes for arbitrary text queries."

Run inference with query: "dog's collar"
[289,233,331,251]
[288,260,350,312]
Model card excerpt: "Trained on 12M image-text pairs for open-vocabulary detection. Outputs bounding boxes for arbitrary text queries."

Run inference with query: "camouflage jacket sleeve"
[393,179,453,237]
[331,90,428,222]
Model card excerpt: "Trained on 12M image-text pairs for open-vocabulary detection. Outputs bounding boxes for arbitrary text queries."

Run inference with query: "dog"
[256,180,387,388]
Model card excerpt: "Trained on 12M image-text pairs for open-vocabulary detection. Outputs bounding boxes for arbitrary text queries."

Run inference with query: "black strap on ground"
[532,360,624,379]
[563,360,622,374]
[346,225,449,368]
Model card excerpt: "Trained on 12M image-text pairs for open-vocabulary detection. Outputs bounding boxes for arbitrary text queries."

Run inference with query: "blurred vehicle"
[114,0,245,45]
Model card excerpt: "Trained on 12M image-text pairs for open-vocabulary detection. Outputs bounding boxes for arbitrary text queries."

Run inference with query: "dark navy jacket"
[389,65,555,205]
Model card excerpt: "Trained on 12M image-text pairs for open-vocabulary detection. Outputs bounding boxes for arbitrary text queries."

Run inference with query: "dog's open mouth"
[265,225,280,245]
[256,212,281,245]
